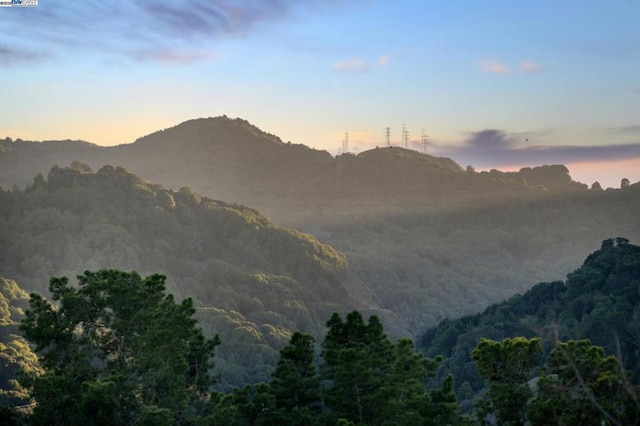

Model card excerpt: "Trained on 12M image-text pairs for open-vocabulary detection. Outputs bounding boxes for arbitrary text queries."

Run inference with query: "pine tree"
[20,270,219,425]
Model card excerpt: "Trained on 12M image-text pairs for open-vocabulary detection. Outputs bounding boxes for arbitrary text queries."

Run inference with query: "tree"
[321,311,461,425]
[69,160,92,173]
[527,339,640,426]
[621,178,630,189]
[590,181,602,191]
[0,277,40,422]
[472,336,542,425]
[321,312,395,424]
[269,332,321,424]
[20,270,219,425]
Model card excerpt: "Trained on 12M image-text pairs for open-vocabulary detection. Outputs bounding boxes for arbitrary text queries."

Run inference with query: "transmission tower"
[421,129,429,154]
[383,127,391,147]
[402,124,409,149]
[342,132,349,154]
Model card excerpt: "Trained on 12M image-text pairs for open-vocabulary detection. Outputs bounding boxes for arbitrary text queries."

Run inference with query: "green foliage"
[420,239,640,399]
[471,338,640,425]
[472,337,542,385]
[19,270,219,425]
[0,165,355,389]
[472,337,542,425]
[321,311,462,425]
[270,332,321,420]
[528,339,640,426]
[321,312,395,424]
[0,278,40,410]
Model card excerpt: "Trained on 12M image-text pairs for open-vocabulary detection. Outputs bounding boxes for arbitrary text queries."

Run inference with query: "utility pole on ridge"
[421,129,429,154]
[402,124,409,149]
[342,132,349,154]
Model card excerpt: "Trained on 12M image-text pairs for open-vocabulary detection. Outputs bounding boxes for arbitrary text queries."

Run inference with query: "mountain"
[0,117,586,226]
[2,116,640,337]
[0,165,389,388]
[418,238,640,399]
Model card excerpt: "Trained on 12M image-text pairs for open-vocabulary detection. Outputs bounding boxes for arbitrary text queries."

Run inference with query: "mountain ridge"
[1,116,584,200]
[2,116,639,338]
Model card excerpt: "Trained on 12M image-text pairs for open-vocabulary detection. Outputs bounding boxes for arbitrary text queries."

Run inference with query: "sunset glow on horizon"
[1,1,638,187]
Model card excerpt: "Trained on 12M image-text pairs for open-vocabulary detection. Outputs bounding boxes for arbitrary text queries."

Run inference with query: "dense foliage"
[19,270,218,425]
[473,336,640,425]
[2,255,640,423]
[420,238,640,403]
[205,311,463,425]
[0,165,356,388]
[0,278,40,413]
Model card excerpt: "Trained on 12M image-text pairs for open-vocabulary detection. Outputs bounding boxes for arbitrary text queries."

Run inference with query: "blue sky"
[1,0,639,187]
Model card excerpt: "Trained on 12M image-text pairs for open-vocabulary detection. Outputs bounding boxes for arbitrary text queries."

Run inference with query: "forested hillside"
[2,117,640,337]
[419,238,640,402]
[0,165,377,388]
[6,261,640,424]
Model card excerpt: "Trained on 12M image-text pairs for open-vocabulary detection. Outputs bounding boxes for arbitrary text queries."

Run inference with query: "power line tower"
[402,124,409,149]
[383,127,391,147]
[342,132,349,154]
[421,129,429,154]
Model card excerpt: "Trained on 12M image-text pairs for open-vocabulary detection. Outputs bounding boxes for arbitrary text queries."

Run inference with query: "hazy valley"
[2,117,640,423]
[2,116,639,336]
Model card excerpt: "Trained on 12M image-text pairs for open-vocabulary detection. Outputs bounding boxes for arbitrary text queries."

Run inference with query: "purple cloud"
[0,1,336,64]
[439,129,640,168]
[0,45,45,66]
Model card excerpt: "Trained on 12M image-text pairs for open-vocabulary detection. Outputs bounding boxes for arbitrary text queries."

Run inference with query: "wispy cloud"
[134,48,217,65]
[332,58,369,73]
[439,129,640,168]
[521,61,542,73]
[332,55,389,73]
[0,45,45,66]
[480,60,509,74]
[480,60,543,74]
[376,55,389,67]
[0,1,335,64]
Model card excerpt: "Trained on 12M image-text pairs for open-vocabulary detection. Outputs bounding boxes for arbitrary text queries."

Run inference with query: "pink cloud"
[376,55,389,67]
[480,60,509,74]
[332,58,370,73]
[135,48,217,64]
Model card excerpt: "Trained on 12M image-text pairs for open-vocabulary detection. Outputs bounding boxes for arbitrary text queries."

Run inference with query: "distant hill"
[0,117,586,225]
[0,165,390,388]
[418,238,640,399]
[1,117,640,337]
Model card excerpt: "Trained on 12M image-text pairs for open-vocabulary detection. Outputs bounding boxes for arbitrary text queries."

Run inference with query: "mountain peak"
[131,116,285,150]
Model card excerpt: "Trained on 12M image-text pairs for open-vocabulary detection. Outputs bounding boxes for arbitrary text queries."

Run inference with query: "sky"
[1,0,639,188]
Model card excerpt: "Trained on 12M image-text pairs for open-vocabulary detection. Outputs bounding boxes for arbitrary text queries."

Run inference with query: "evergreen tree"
[20,270,219,425]
[270,332,322,424]
[321,311,462,425]
[528,339,640,426]
[472,336,542,425]
[321,312,394,424]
